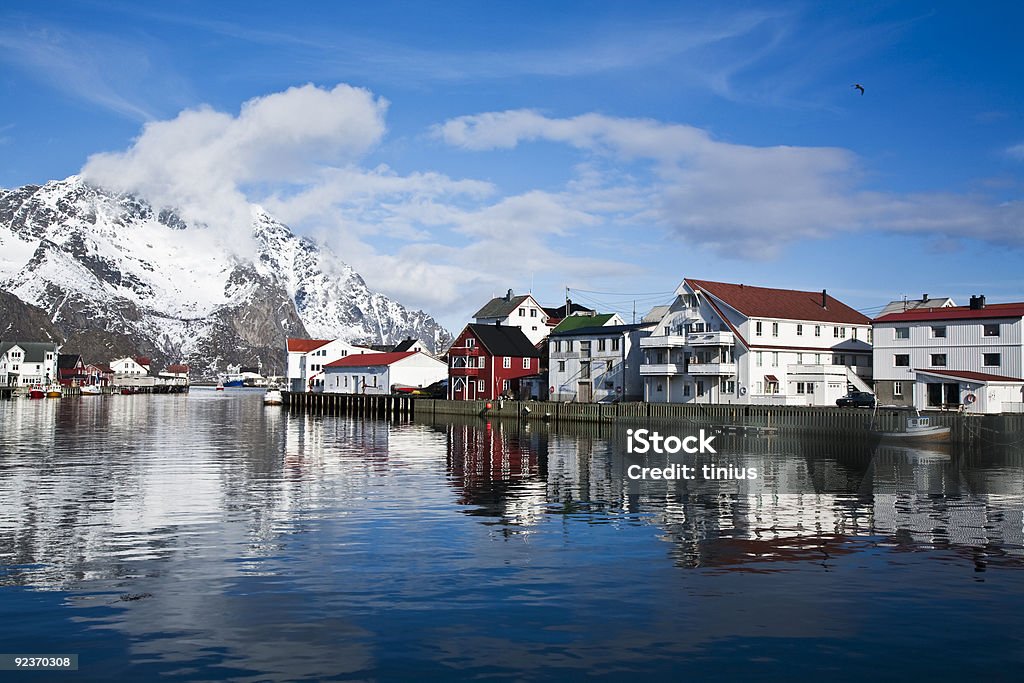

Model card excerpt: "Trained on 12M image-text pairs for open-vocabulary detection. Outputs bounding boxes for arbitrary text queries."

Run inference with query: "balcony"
[549,350,580,360]
[639,363,688,376]
[449,367,484,377]
[686,331,734,346]
[639,335,688,349]
[687,362,737,376]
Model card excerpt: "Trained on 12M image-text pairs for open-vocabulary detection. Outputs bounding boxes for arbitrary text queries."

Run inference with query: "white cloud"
[82,83,388,255]
[1007,143,1024,161]
[436,109,1024,255]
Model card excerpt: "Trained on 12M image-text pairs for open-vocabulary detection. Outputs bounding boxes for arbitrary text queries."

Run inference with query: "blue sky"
[1,1,1022,330]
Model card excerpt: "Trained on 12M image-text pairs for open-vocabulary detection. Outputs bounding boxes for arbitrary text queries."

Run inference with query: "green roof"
[552,314,615,333]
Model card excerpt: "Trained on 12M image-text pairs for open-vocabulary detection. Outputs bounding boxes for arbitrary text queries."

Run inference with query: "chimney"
[969,295,986,310]
[506,288,513,301]
[922,293,929,302]
[495,320,501,326]
[821,289,828,309]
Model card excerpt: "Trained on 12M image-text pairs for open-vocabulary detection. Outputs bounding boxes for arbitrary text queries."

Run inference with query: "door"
[943,382,960,407]
[578,381,592,403]
[927,383,943,407]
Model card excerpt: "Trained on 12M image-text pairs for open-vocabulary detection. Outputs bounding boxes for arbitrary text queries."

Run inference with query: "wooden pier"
[282,391,414,418]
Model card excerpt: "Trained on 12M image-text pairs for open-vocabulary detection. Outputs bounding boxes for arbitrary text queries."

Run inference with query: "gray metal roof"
[0,341,59,363]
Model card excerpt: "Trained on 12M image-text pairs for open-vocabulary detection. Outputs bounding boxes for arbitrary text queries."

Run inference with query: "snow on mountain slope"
[0,176,450,375]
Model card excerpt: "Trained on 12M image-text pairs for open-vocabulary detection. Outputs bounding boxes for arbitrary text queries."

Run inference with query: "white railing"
[687,362,738,376]
[639,363,688,375]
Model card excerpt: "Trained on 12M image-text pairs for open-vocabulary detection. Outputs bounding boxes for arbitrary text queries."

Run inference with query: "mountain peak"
[0,176,450,376]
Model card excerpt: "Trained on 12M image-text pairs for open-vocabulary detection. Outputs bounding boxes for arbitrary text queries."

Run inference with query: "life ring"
[964,393,977,405]
[739,386,747,396]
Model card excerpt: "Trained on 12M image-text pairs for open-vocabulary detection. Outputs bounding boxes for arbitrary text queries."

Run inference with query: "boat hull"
[872,427,951,444]
[263,390,283,405]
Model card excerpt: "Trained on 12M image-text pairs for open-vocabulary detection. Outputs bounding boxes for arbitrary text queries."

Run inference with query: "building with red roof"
[322,351,446,395]
[872,295,1024,413]
[285,337,367,392]
[639,278,874,405]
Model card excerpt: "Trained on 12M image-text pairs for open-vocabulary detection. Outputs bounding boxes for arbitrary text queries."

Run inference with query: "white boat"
[872,414,951,444]
[80,384,103,395]
[263,385,283,406]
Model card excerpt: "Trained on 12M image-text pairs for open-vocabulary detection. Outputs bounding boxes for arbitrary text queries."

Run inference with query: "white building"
[0,341,60,386]
[110,356,150,377]
[872,295,1024,414]
[323,351,447,395]
[548,314,651,402]
[473,289,554,346]
[640,278,873,406]
[286,338,367,392]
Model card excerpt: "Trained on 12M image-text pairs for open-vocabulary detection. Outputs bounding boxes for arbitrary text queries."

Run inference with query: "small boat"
[872,414,951,444]
[216,380,225,391]
[80,384,103,396]
[263,385,283,405]
[29,384,45,399]
[46,384,62,398]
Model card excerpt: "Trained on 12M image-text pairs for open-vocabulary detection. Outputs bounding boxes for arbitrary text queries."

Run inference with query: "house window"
[895,327,909,339]
[725,380,736,394]
[477,380,485,391]
[466,338,475,348]
[868,329,873,344]
[796,383,805,394]
[771,351,779,366]
[772,322,779,337]
[984,324,1000,337]
[852,328,858,340]
[552,340,560,352]
[683,384,691,396]
[558,361,566,372]
[523,358,530,369]
[612,338,620,351]
[756,352,763,367]
[796,324,803,336]
[755,321,763,336]
[984,353,1001,366]
[755,381,762,393]
[580,341,591,358]
[834,327,846,338]
[503,356,511,369]
[598,339,606,352]
[893,381,903,397]
[519,308,526,316]
[581,363,591,379]
[894,354,910,367]
[502,379,509,392]
[931,326,946,338]
[697,381,705,396]
[657,383,663,392]
[931,354,946,367]
[530,309,537,317]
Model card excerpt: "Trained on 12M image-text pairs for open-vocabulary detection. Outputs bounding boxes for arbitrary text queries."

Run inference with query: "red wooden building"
[448,323,541,400]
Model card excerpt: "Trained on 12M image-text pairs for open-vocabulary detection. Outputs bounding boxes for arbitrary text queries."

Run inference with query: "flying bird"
[853,83,865,95]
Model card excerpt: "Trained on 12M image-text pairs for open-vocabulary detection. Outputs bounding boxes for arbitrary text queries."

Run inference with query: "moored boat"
[263,384,283,406]
[872,415,951,444]
[46,384,62,398]
[29,384,45,399]
[216,380,225,391]
[80,384,103,395]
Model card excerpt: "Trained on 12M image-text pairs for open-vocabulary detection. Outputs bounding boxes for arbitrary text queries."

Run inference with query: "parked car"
[836,391,877,408]
[413,379,448,398]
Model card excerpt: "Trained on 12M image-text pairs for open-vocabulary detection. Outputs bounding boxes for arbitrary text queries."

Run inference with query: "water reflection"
[1,394,1024,680]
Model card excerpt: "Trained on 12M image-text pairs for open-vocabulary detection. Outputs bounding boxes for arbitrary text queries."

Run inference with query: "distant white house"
[286,338,367,392]
[473,289,554,346]
[0,341,60,386]
[640,278,873,406]
[110,357,150,376]
[323,351,447,395]
[872,295,1024,414]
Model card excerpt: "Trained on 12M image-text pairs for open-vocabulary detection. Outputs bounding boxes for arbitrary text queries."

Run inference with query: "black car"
[836,391,877,408]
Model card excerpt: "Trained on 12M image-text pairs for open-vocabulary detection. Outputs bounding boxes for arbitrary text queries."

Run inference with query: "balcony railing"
[686,331,734,346]
[687,362,738,376]
[449,367,484,377]
[639,363,688,376]
[639,335,688,348]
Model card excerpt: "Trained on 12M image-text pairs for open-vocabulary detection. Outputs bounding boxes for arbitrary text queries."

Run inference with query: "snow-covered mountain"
[0,176,450,376]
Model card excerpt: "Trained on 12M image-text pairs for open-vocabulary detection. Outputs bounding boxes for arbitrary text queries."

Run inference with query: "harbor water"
[2,389,1024,681]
